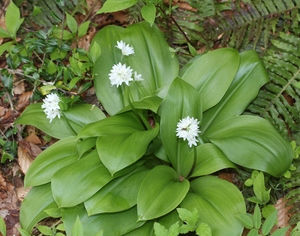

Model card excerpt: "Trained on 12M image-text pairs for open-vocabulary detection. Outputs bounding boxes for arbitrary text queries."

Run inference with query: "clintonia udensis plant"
[17,22,293,236]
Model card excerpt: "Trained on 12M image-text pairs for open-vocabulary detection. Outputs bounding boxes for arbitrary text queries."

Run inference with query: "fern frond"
[247,31,300,140]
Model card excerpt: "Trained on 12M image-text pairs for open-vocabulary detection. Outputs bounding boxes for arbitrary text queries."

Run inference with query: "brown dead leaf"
[272,198,293,235]
[25,132,42,145]
[18,140,42,174]
[0,106,6,117]
[16,186,31,201]
[13,80,25,95]
[86,0,102,14]
[15,91,32,111]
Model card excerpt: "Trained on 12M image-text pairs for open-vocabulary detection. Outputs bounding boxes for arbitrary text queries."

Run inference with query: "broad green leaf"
[181,48,239,111]
[124,221,154,235]
[92,22,179,115]
[18,228,31,236]
[247,229,260,236]
[25,136,78,187]
[16,103,105,139]
[52,150,112,207]
[0,28,11,38]
[77,111,144,139]
[97,0,138,13]
[205,115,293,177]
[137,165,190,221]
[47,60,57,74]
[85,169,149,214]
[78,21,91,38]
[235,214,253,229]
[0,41,13,56]
[182,143,236,178]
[201,50,269,132]
[0,216,6,236]
[44,208,61,218]
[160,78,201,174]
[37,225,52,235]
[196,223,212,236]
[5,1,24,38]
[76,137,97,158]
[141,4,156,26]
[89,41,101,64]
[271,227,290,236]
[62,205,144,236]
[262,209,278,235]
[96,123,159,174]
[71,217,84,236]
[66,13,78,34]
[253,172,270,204]
[253,204,262,229]
[20,184,57,232]
[119,95,162,114]
[181,176,246,236]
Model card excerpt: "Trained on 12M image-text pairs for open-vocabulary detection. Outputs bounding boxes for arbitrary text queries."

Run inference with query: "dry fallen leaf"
[18,140,42,174]
[15,91,32,111]
[13,80,25,95]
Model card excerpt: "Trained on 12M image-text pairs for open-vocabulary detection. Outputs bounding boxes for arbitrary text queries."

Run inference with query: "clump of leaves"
[154,208,212,236]
[0,1,99,102]
[237,204,290,236]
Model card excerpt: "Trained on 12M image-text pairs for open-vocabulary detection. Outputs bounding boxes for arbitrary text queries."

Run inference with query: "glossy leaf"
[137,165,190,221]
[52,150,112,208]
[119,95,162,114]
[205,115,293,177]
[62,205,144,236]
[181,176,246,236]
[183,143,236,178]
[141,4,156,26]
[85,169,149,215]
[20,184,57,232]
[66,12,77,34]
[96,124,159,174]
[181,48,239,111]
[25,136,78,187]
[16,103,105,139]
[124,222,154,235]
[160,77,201,174]
[92,22,179,115]
[77,111,144,139]
[6,1,24,38]
[201,50,269,133]
[97,0,138,14]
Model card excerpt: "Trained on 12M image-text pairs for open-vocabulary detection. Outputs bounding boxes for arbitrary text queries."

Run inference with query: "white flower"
[41,93,61,123]
[176,116,201,147]
[115,40,134,56]
[134,71,143,81]
[109,62,133,87]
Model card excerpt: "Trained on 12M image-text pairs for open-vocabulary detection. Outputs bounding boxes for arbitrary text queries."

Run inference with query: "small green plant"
[0,1,99,102]
[154,208,212,236]
[245,171,271,206]
[0,124,17,163]
[236,204,290,236]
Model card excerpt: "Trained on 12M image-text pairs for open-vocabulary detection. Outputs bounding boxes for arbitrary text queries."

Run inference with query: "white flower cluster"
[41,93,61,123]
[108,40,143,87]
[115,40,134,56]
[176,116,201,147]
